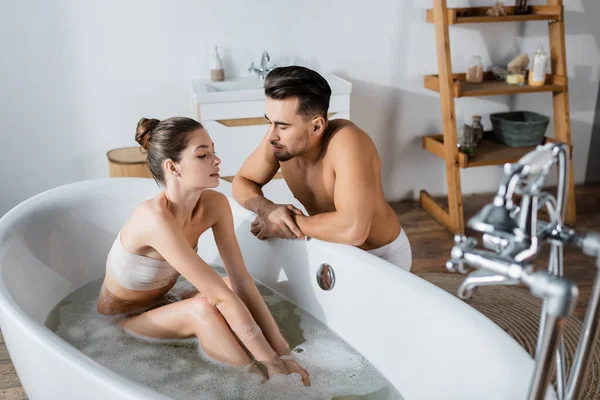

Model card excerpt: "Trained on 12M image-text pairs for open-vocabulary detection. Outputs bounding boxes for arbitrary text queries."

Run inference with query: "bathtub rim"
[0,177,542,398]
[0,179,172,399]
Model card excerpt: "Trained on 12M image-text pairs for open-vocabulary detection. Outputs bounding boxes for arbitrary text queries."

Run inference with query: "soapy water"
[45,265,403,400]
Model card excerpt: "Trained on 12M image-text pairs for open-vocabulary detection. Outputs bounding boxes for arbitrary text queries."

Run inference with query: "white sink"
[192,74,352,104]
[205,78,265,93]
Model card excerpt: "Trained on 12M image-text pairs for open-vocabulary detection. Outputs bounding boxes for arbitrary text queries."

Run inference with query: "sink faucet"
[248,51,276,80]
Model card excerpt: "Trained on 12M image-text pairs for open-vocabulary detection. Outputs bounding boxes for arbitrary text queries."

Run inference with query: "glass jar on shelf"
[506,67,526,86]
[457,124,477,157]
[466,55,484,83]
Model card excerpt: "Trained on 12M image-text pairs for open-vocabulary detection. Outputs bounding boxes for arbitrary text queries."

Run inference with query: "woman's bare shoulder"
[137,193,171,220]
[193,190,231,227]
[124,194,173,240]
[202,189,228,202]
[199,189,231,215]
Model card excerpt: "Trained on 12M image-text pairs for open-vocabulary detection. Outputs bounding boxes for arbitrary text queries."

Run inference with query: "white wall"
[1,0,598,217]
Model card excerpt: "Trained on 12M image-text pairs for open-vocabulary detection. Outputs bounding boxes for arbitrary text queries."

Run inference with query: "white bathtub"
[0,178,552,399]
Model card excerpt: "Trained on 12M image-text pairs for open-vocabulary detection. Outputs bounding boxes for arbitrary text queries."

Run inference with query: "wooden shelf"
[422,132,565,169]
[424,72,567,98]
[420,0,576,235]
[426,5,562,25]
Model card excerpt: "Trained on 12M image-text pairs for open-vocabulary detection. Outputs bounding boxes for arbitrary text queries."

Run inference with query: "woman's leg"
[121,295,252,367]
[180,276,232,300]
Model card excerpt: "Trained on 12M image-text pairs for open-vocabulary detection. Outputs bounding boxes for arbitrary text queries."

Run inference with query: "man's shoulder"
[325,119,376,154]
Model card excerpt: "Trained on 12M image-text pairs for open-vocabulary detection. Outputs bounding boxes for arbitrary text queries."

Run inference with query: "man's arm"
[232,132,280,215]
[294,129,376,246]
[232,133,304,239]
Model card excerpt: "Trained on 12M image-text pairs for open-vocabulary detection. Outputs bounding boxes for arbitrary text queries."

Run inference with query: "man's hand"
[251,204,306,240]
[250,216,270,240]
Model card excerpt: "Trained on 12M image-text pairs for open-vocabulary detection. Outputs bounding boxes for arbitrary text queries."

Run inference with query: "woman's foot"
[248,361,268,383]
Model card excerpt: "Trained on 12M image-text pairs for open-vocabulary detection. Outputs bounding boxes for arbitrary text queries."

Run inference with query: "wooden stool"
[106,146,153,178]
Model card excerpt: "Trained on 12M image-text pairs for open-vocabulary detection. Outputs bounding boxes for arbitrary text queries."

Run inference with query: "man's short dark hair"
[264,66,332,119]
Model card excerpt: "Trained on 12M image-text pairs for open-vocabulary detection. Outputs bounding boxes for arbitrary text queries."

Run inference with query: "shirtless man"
[232,66,412,271]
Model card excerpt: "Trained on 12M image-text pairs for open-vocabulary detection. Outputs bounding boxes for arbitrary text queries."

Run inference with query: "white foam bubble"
[47,273,403,400]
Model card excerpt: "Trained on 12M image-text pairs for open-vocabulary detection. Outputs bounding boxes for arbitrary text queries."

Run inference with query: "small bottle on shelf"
[466,55,484,83]
[472,115,483,143]
[529,45,548,87]
[515,0,530,15]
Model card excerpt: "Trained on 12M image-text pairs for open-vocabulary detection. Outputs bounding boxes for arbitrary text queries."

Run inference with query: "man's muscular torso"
[280,119,401,251]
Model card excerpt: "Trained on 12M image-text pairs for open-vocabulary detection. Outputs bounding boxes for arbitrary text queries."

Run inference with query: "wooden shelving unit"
[421,0,576,235]
[425,5,563,25]
[423,132,569,169]
[424,72,567,98]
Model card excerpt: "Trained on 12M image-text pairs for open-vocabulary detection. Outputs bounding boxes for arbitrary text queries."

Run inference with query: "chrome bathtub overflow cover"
[316,263,335,291]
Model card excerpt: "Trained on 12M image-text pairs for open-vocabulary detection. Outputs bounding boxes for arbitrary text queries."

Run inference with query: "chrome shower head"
[468,201,520,240]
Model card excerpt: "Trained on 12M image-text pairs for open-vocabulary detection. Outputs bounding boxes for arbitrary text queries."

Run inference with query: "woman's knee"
[187,296,220,320]
[183,276,229,300]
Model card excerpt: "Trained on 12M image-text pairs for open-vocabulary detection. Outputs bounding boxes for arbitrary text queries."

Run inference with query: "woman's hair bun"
[135,118,160,149]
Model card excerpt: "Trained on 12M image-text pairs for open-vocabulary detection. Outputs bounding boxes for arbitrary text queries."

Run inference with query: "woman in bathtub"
[96,117,310,386]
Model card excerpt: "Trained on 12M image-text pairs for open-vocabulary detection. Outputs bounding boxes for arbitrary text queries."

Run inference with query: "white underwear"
[105,231,196,291]
[367,229,412,271]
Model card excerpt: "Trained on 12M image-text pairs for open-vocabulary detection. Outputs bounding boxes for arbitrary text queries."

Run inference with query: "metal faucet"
[446,141,600,400]
[457,269,519,299]
[248,51,276,80]
[447,232,579,400]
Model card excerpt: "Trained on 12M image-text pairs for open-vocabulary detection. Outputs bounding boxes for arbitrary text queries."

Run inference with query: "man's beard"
[275,151,294,162]
[271,142,296,162]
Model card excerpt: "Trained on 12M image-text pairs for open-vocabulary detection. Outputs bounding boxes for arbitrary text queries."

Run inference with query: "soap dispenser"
[210,47,224,82]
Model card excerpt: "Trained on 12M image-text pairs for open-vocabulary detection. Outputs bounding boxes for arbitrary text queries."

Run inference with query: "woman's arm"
[139,204,281,365]
[210,192,291,356]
